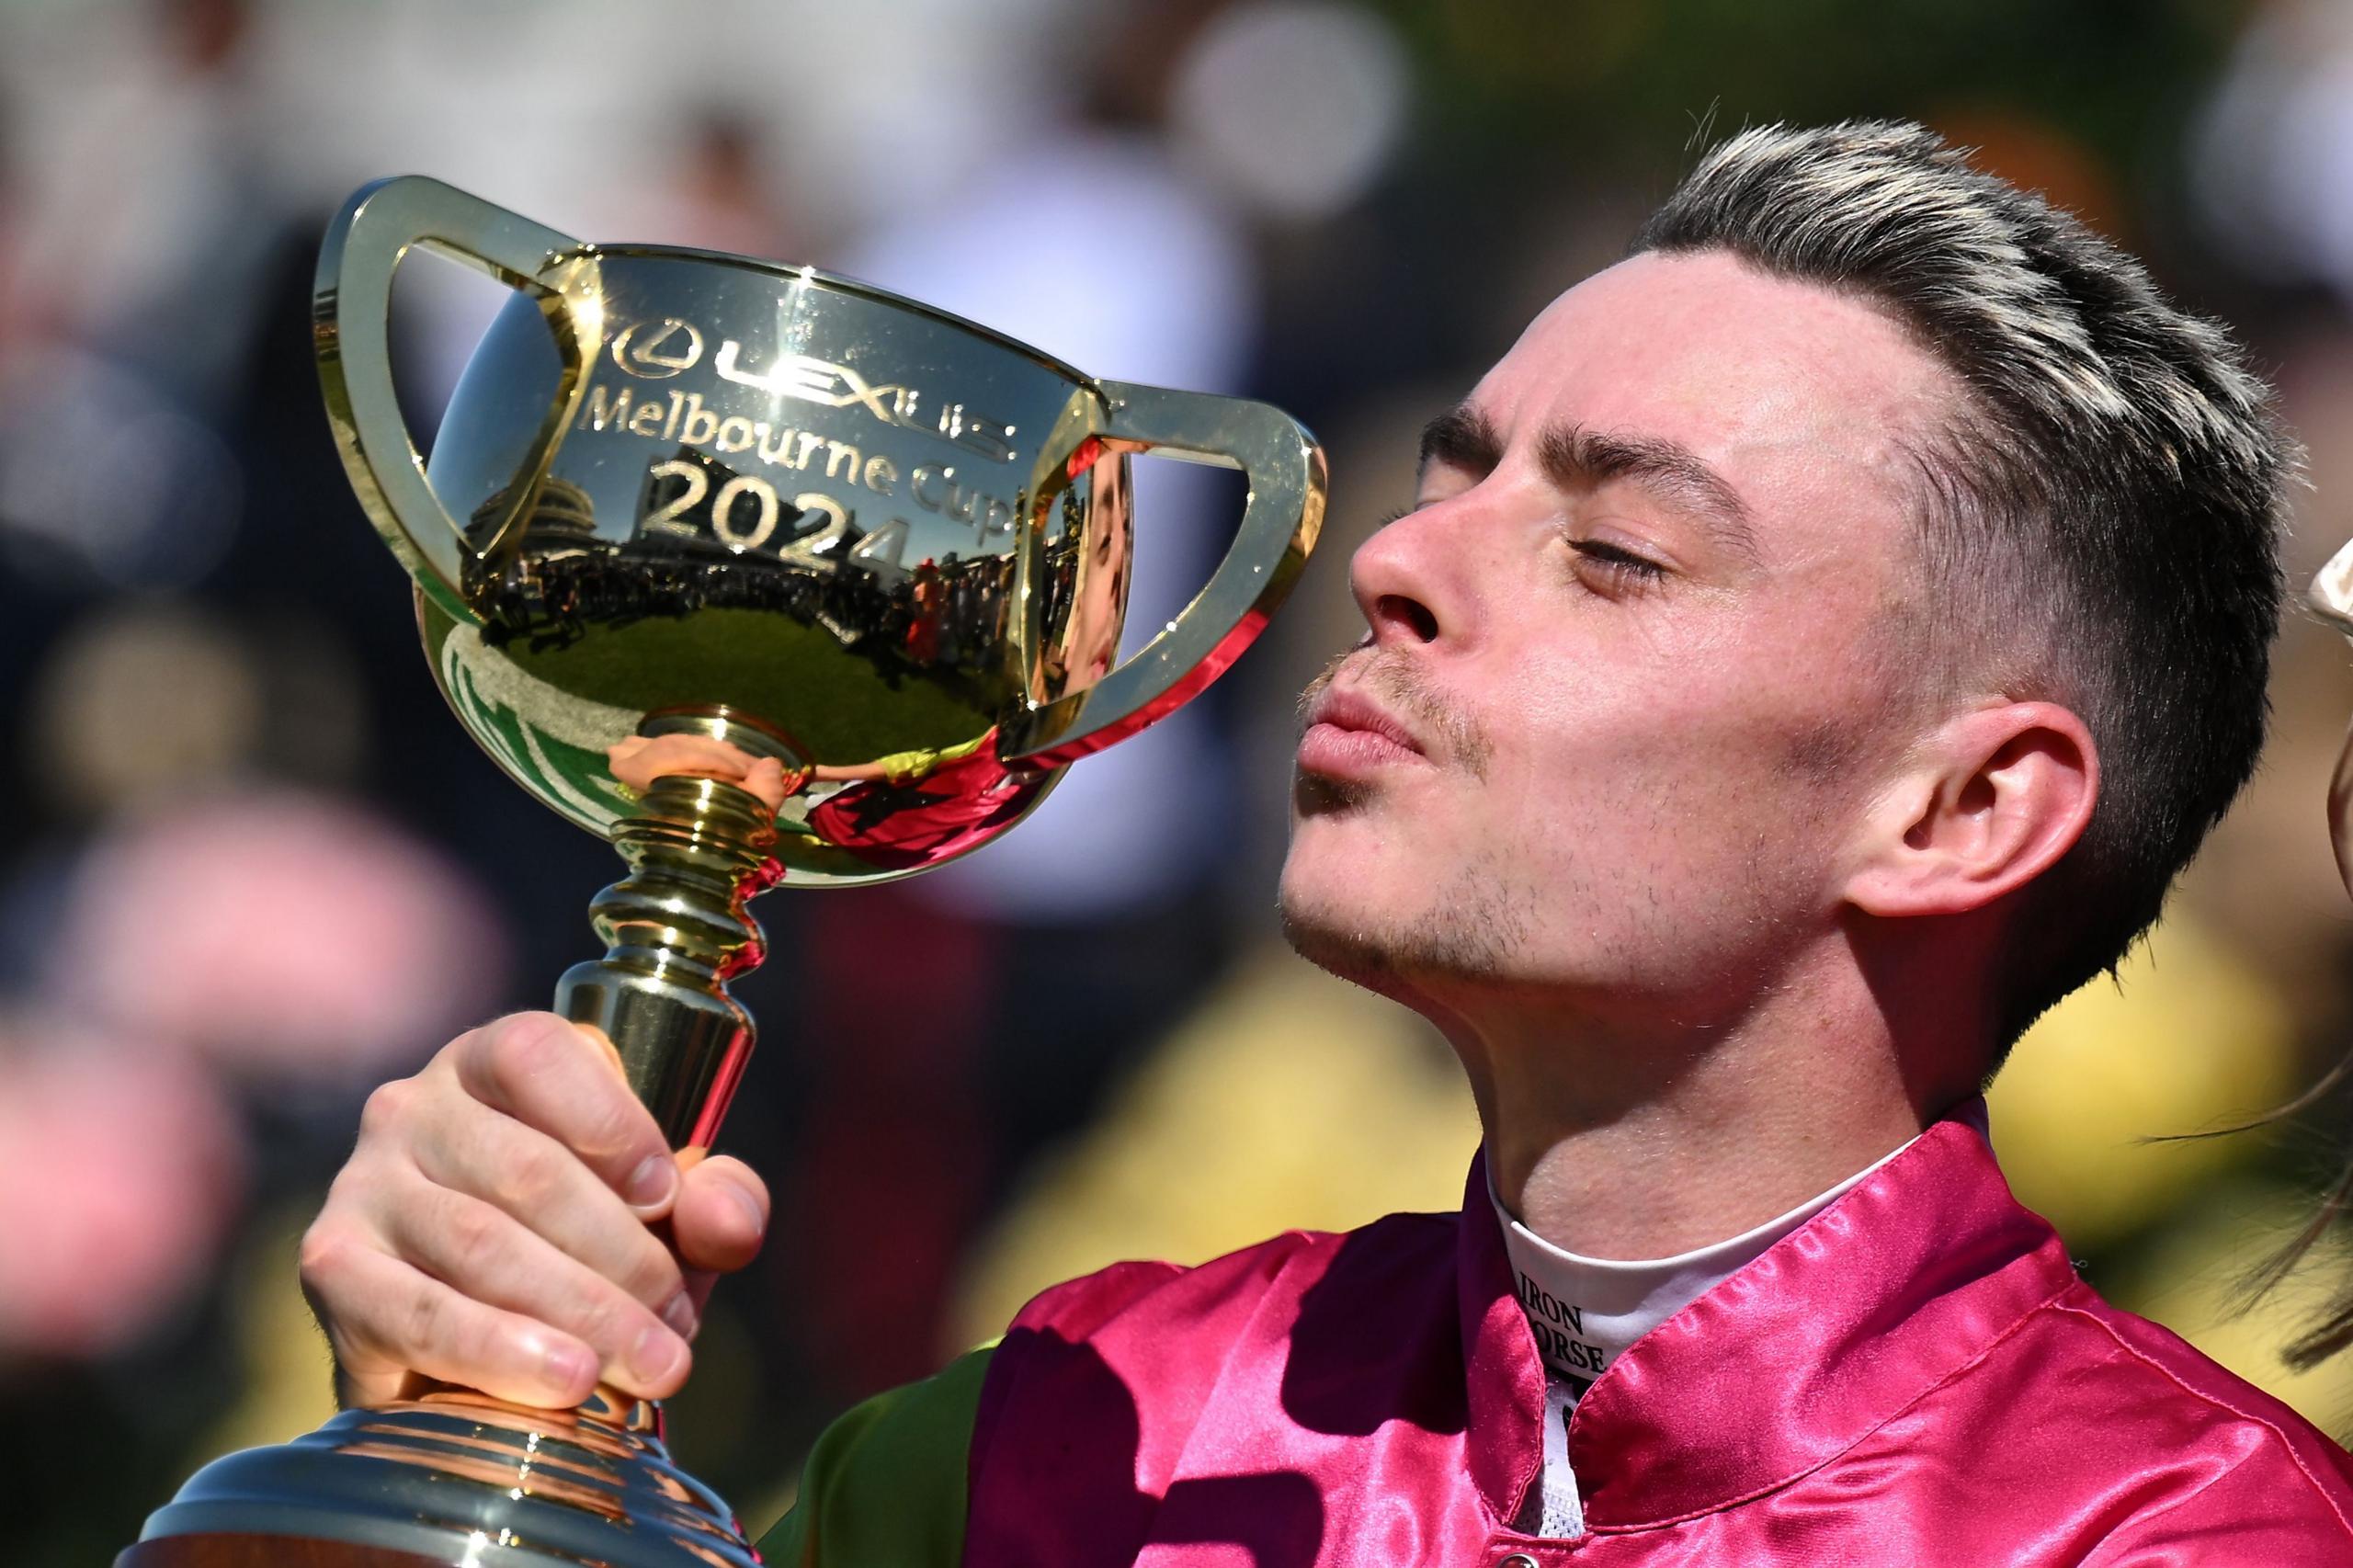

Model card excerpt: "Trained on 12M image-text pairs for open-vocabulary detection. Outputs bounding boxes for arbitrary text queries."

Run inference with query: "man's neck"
[1442,958,1968,1259]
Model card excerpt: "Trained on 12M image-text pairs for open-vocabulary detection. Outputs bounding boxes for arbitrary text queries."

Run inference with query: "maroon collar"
[1455,1106,2076,1529]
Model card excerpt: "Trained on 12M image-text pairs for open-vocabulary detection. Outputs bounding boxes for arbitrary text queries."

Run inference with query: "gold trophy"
[123,176,1324,1566]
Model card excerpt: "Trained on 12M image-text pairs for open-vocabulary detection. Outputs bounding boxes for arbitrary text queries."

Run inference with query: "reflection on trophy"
[123,176,1324,1566]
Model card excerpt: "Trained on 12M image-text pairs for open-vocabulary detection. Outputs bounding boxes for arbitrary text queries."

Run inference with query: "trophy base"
[129,1387,760,1567]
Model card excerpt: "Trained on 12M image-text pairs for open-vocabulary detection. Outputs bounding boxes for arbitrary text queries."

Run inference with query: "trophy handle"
[313,175,605,623]
[1004,380,1326,767]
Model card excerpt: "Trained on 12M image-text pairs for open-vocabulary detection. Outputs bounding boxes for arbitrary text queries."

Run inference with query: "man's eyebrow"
[1538,422,1761,566]
[1418,403,1504,479]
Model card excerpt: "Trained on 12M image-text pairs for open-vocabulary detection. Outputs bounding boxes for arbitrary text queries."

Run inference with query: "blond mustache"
[1298,646,1493,780]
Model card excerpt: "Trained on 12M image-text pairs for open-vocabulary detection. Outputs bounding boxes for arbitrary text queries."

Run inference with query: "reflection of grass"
[505,608,995,763]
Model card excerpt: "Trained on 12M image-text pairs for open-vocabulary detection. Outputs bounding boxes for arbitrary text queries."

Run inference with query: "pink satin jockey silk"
[961,1106,2353,1565]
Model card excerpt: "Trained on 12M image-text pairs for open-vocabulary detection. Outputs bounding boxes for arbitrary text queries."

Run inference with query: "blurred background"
[7,0,2353,1555]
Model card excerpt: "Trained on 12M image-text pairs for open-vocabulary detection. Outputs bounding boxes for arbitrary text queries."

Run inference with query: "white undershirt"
[1490,1132,1927,1539]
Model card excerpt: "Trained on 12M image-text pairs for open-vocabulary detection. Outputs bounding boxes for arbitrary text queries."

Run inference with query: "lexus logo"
[611,318,704,379]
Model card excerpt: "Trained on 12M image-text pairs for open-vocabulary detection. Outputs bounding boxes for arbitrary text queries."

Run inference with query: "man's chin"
[1276,882,1427,1006]
[1278,838,1524,1006]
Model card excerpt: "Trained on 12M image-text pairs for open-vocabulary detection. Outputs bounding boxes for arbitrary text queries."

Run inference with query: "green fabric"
[755,1345,994,1568]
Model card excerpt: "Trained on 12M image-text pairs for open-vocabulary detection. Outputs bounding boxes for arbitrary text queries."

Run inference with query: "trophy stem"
[556,772,780,1153]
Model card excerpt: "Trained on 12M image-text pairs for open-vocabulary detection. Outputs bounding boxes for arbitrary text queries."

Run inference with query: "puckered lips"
[1297,681,1430,780]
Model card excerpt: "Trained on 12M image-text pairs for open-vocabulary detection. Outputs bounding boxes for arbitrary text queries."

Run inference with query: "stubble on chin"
[1279,848,1532,999]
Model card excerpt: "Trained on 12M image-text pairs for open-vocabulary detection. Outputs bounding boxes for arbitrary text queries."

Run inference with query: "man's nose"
[1349,503,1460,648]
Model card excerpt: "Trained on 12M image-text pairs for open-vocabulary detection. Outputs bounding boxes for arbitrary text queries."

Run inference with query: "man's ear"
[1846,701,2098,919]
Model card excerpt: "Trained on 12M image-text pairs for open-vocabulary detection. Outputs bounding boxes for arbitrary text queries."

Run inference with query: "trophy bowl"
[351,176,1323,881]
[122,176,1323,1566]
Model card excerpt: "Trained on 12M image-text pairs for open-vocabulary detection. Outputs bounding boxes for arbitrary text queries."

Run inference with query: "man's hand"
[608,734,794,812]
[299,1012,770,1410]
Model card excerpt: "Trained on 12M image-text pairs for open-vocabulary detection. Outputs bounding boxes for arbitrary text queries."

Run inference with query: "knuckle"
[358,1077,419,1139]
[498,1009,575,1045]
[296,1221,356,1297]
[485,1015,570,1093]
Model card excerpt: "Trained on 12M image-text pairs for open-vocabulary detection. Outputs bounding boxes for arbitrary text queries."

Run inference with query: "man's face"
[1279,249,1965,1026]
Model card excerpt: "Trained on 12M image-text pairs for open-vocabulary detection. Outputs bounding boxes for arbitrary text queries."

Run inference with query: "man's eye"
[1569,538,1667,584]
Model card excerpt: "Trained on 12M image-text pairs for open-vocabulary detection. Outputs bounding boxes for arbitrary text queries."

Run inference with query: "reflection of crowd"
[475,544,785,653]
[474,532,1015,686]
[1038,534,1083,665]
[900,553,1011,672]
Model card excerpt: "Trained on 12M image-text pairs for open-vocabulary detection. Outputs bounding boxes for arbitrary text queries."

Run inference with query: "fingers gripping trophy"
[123,177,1324,1567]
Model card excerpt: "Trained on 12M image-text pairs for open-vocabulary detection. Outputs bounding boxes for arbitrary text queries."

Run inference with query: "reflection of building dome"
[524,477,597,541]
[468,477,598,545]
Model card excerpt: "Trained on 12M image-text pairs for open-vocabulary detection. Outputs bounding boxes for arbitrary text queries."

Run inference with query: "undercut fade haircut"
[1632,119,2296,1062]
